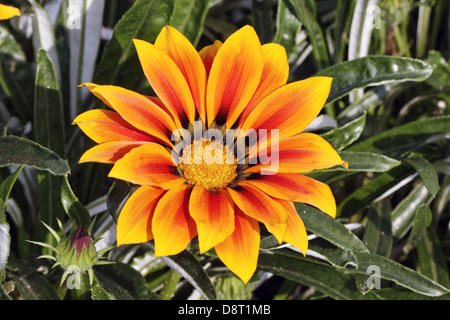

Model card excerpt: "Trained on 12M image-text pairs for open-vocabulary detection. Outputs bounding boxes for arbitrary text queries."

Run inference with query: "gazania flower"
[73,25,346,283]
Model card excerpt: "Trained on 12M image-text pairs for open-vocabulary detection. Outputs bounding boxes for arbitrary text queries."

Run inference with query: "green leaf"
[170,0,211,45]
[251,0,274,44]
[295,203,369,253]
[354,252,450,297]
[363,203,393,257]
[144,243,216,300]
[10,272,61,300]
[425,51,450,90]
[94,262,160,300]
[107,180,130,223]
[391,183,433,238]
[34,49,67,232]
[333,0,356,64]
[257,252,375,300]
[337,151,401,172]
[91,284,112,300]
[404,157,440,197]
[416,230,450,288]
[316,56,433,104]
[94,0,174,89]
[0,224,10,280]
[61,175,91,228]
[373,288,450,300]
[0,26,33,120]
[409,204,433,240]
[273,0,305,66]
[321,113,366,151]
[348,116,450,155]
[0,136,69,176]
[0,167,22,280]
[337,165,415,218]
[30,0,61,82]
[68,0,105,119]
[286,0,330,70]
[0,166,22,224]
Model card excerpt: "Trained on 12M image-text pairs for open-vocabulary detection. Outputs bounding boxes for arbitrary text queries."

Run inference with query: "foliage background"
[0,0,449,300]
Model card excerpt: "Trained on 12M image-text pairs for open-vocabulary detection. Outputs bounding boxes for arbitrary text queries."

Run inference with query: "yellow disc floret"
[179,139,237,191]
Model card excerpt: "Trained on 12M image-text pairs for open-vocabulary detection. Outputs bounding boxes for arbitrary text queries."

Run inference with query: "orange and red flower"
[73,25,346,283]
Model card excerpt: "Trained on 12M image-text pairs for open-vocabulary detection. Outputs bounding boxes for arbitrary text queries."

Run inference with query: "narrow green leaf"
[348,115,450,155]
[251,0,274,44]
[287,0,330,70]
[416,230,450,288]
[373,288,450,300]
[257,252,375,300]
[107,180,130,223]
[144,243,216,300]
[409,204,433,240]
[404,157,440,197]
[295,203,369,253]
[337,165,414,218]
[337,151,401,172]
[321,113,366,151]
[0,136,69,176]
[61,175,91,228]
[170,0,211,45]
[333,0,356,64]
[0,166,23,224]
[0,26,33,120]
[316,56,433,104]
[91,284,112,300]
[0,224,10,280]
[94,262,160,300]
[273,0,305,66]
[30,0,61,82]
[354,252,450,297]
[94,0,174,89]
[68,0,105,119]
[34,49,67,233]
[10,272,61,300]
[391,183,433,238]
[363,203,393,257]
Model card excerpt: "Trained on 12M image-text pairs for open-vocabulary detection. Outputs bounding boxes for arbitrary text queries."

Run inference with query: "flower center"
[179,139,237,191]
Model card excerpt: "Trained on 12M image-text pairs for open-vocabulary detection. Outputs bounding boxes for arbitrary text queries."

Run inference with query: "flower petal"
[117,186,166,246]
[133,39,196,124]
[239,77,333,138]
[0,4,20,20]
[189,186,234,253]
[155,26,207,123]
[239,43,289,122]
[215,207,260,284]
[72,109,154,144]
[79,141,146,164]
[108,143,185,189]
[246,132,347,174]
[85,84,177,146]
[152,184,197,256]
[276,199,308,255]
[198,40,222,77]
[206,25,264,127]
[227,184,287,242]
[241,173,336,218]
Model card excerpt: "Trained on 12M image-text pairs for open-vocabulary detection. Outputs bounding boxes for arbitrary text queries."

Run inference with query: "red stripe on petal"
[152,184,196,256]
[189,186,234,253]
[215,207,260,284]
[117,186,166,246]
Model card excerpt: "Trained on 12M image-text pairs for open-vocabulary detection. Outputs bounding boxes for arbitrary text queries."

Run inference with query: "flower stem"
[160,268,181,300]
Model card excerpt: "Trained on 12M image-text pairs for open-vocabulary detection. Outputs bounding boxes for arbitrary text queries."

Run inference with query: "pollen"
[179,139,237,191]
